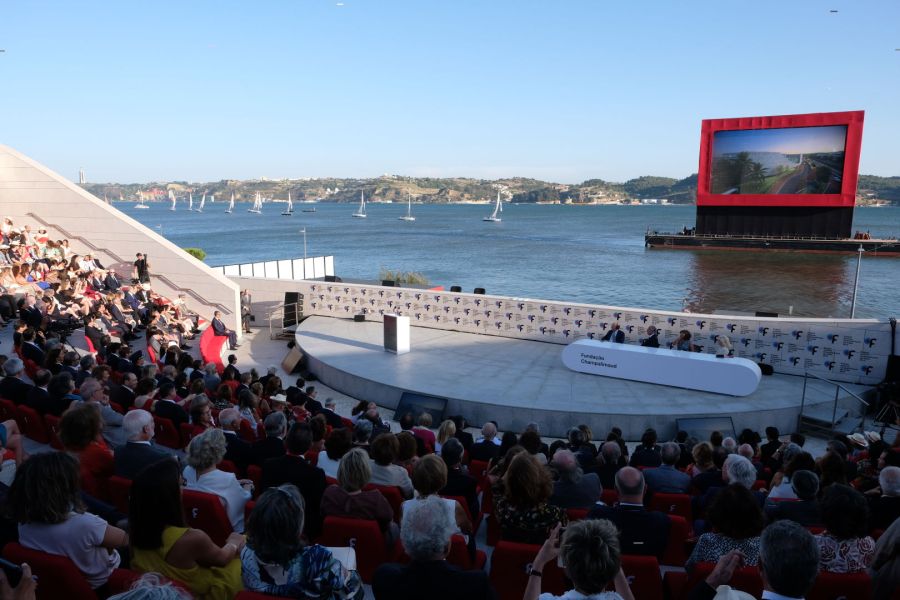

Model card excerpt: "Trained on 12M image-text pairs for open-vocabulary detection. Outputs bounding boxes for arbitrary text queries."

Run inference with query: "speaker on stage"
[885,355,900,383]
[281,345,305,374]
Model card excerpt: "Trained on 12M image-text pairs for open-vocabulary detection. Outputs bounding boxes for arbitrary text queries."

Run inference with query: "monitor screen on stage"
[396,392,448,423]
[697,111,864,208]
[675,417,736,444]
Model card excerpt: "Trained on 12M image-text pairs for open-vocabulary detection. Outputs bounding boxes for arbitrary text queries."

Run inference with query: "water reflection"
[684,251,854,318]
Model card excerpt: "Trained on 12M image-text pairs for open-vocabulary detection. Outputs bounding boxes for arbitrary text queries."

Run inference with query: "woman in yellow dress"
[129,458,245,600]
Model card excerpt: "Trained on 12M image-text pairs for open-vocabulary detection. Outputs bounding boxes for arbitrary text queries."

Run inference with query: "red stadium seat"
[447,534,488,571]
[648,492,692,522]
[153,415,181,449]
[246,464,263,498]
[3,542,137,600]
[43,413,64,451]
[326,475,339,487]
[667,562,763,600]
[565,507,589,521]
[489,541,567,600]
[182,489,233,546]
[238,418,257,443]
[601,488,619,505]
[15,404,49,444]
[317,516,398,583]
[364,483,404,524]
[107,475,133,514]
[218,459,238,474]
[468,459,489,487]
[179,422,197,448]
[0,397,16,422]
[615,555,662,600]
[199,327,226,374]
[808,571,872,600]
[661,515,691,566]
[442,494,482,531]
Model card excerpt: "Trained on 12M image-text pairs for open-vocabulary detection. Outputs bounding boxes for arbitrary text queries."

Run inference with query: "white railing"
[213,255,335,281]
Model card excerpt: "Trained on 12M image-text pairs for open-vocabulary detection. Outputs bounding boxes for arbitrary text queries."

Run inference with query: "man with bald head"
[468,421,501,463]
[587,466,671,559]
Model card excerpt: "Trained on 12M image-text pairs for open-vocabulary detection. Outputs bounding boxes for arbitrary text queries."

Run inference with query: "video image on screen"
[710,125,847,195]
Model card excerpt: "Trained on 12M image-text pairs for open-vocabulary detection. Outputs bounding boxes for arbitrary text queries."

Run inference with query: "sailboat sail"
[399,193,416,221]
[226,192,234,213]
[352,190,367,218]
[198,194,205,212]
[282,191,294,215]
[483,191,502,222]
[169,190,177,211]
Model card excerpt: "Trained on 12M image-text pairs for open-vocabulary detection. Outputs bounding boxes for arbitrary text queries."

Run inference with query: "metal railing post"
[799,373,809,432]
[831,385,840,432]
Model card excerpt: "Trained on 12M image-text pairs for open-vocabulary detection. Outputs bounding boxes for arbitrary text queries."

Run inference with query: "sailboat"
[169,190,177,211]
[248,192,262,214]
[281,192,294,216]
[225,192,234,214]
[398,193,416,221]
[352,190,367,218]
[188,193,194,212]
[197,194,205,213]
[483,191,502,222]
[134,191,149,209]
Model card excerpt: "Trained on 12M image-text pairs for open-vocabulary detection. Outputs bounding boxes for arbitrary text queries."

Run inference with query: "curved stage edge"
[295,316,870,439]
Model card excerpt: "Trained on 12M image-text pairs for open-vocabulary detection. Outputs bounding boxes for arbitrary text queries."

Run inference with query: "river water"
[120,202,900,319]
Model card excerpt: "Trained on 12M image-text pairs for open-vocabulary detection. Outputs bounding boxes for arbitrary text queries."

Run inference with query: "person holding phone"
[523,521,634,600]
[0,559,36,600]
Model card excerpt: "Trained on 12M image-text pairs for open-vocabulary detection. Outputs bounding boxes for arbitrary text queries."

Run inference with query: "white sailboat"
[483,191,502,222]
[197,194,205,213]
[352,190,367,218]
[188,193,194,212]
[398,193,416,221]
[169,190,177,211]
[281,191,294,216]
[225,192,234,214]
[248,192,262,214]
[134,191,149,209]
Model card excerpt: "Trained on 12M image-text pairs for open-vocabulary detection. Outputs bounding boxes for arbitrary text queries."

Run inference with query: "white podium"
[383,314,410,355]
[561,339,761,396]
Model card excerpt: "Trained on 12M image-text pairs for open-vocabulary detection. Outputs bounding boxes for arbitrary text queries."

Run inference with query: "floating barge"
[644,232,900,255]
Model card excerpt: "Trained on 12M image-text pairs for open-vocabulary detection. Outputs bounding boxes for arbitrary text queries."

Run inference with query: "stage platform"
[296,316,872,439]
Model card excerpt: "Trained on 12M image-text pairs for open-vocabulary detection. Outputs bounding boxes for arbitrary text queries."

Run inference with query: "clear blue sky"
[1,1,898,184]
[713,126,848,156]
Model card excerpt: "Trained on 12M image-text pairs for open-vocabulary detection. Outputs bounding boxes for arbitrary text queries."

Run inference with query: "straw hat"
[847,433,869,448]
[271,393,288,405]
[864,431,881,444]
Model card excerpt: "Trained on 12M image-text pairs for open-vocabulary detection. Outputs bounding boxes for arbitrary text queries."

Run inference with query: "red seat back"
[317,516,392,583]
[616,555,663,600]
[808,571,873,600]
[304,449,319,466]
[43,413,64,450]
[601,488,619,505]
[182,488,233,546]
[468,459,489,484]
[246,464,263,497]
[661,515,690,566]
[0,397,17,422]
[84,335,98,354]
[3,542,99,600]
[684,563,763,600]
[107,475,133,514]
[16,404,49,444]
[218,459,237,474]
[489,540,567,600]
[238,418,257,443]
[364,483,404,523]
[565,507,589,522]
[153,415,181,449]
[179,422,197,448]
[648,492,692,521]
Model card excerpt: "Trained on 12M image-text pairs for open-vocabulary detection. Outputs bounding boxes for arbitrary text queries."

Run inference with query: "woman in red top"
[59,404,113,498]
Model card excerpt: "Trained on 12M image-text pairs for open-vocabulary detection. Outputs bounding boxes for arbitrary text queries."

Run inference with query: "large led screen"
[710,125,847,195]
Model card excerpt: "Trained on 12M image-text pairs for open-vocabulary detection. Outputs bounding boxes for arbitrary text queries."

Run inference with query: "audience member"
[259,422,326,539]
[588,466,670,560]
[130,458,244,600]
[218,407,253,473]
[59,403,114,497]
[9,452,127,591]
[524,521,634,600]
[815,484,875,573]
[373,495,495,600]
[549,449,602,510]
[106,573,191,600]
[435,419,456,454]
[595,441,623,490]
[468,422,501,463]
[643,441,691,494]
[241,484,364,599]
[439,438,479,520]
[869,465,900,530]
[686,484,764,570]
[629,428,662,468]
[114,409,173,479]
[369,434,414,499]
[870,517,900,600]
[766,469,822,527]
[493,452,566,544]
[252,411,287,465]
[183,428,253,533]
[406,454,472,535]
[319,426,352,479]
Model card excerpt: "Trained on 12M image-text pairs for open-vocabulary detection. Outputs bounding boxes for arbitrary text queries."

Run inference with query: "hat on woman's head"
[271,393,288,405]
[847,433,868,448]
[864,431,881,444]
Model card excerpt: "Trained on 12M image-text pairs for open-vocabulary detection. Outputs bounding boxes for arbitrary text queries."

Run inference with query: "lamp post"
[850,245,864,319]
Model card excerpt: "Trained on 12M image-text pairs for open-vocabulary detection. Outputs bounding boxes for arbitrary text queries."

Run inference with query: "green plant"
[378,267,429,285]
[183,247,207,261]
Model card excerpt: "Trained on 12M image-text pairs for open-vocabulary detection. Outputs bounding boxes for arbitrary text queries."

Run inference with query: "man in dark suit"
[104,270,122,291]
[759,426,782,467]
[222,354,240,382]
[691,447,728,494]
[317,398,346,429]
[219,407,253,473]
[18,294,43,329]
[25,369,52,412]
[766,469,822,527]
[252,411,287,466]
[110,372,138,410]
[468,422,501,464]
[451,416,475,453]
[869,465,900,531]
[439,438,479,519]
[211,310,239,350]
[373,495,496,600]
[595,441,625,490]
[0,358,33,405]
[20,328,44,366]
[153,382,189,429]
[644,442,692,494]
[260,421,326,538]
[601,322,625,343]
[588,467,670,560]
[114,409,174,479]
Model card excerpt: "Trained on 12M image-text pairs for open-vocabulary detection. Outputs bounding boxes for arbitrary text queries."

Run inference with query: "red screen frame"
[696,110,864,208]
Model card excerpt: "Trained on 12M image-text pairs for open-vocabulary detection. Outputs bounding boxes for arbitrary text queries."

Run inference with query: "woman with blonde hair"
[435,419,456,454]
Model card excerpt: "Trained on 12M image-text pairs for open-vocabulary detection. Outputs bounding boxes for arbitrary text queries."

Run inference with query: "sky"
[713,126,848,156]
[1,1,898,184]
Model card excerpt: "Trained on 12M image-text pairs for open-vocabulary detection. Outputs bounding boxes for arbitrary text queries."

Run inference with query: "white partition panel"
[304,258,315,278]
[252,262,265,278]
[223,265,240,277]
[324,256,335,277]
[239,264,253,277]
[313,256,326,278]
[264,261,278,279]
[277,260,293,280]
[292,259,306,280]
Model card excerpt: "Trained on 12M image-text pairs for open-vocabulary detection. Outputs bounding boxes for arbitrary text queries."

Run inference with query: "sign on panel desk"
[561,340,762,396]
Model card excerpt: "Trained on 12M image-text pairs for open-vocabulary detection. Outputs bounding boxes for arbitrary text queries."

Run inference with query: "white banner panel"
[223,265,240,277]
[264,261,278,278]
[252,262,265,278]
[239,264,253,277]
[292,259,306,280]
[325,256,335,277]
[277,260,293,280]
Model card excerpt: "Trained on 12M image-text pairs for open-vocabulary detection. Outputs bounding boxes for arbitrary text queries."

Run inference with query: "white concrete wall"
[0,144,241,332]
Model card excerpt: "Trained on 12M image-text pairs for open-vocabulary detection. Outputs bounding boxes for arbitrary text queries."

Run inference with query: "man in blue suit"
[211,310,239,350]
[602,322,625,343]
[643,442,691,494]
